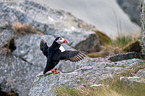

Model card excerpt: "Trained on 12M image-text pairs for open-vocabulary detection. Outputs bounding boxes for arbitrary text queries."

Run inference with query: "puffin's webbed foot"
[51,70,56,72]
[51,70,61,74]
[54,70,61,74]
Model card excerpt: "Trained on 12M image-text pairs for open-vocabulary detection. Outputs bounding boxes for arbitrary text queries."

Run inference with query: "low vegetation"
[55,80,145,96]
[1,22,43,55]
[87,31,141,58]
[55,63,145,96]
[13,22,43,36]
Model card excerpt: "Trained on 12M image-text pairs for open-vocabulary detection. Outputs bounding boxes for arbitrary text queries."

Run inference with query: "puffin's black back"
[40,37,86,74]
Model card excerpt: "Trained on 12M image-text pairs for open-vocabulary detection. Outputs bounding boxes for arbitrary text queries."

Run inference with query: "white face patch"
[59,45,65,52]
[56,37,65,44]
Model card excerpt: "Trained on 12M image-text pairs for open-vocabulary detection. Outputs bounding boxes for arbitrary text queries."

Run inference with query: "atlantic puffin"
[40,37,86,74]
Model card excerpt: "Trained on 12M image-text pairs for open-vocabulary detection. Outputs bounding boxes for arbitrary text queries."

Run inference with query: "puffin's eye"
[60,38,62,40]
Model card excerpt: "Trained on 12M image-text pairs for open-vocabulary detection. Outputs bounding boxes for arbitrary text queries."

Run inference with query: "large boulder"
[0,33,79,96]
[32,0,141,38]
[142,31,145,55]
[0,1,144,96]
[0,0,100,53]
[116,0,140,25]
[123,40,141,52]
[0,52,42,96]
[29,57,144,96]
[140,0,145,55]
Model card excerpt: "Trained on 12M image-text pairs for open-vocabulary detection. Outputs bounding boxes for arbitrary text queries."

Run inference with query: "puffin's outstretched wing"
[40,39,49,57]
[60,51,86,62]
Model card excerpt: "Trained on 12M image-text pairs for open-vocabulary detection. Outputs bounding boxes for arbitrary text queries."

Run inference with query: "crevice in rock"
[1,38,16,55]
[108,52,144,62]
[13,55,43,68]
[0,88,19,96]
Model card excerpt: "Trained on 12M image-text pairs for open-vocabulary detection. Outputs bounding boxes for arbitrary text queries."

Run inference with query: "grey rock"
[140,0,145,55]
[13,34,76,72]
[108,52,141,62]
[120,68,145,83]
[0,1,144,96]
[0,34,77,96]
[116,0,140,25]
[0,0,99,53]
[29,57,144,96]
[0,52,42,96]
[31,0,141,38]
[75,33,101,53]
[142,31,145,55]
[0,29,14,48]
[13,34,55,67]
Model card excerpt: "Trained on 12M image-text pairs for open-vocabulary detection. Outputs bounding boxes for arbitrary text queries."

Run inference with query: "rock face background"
[140,0,145,55]
[29,58,144,96]
[0,0,144,96]
[116,0,140,25]
[30,0,141,38]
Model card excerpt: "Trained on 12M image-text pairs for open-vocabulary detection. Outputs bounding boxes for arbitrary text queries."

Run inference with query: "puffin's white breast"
[59,45,65,52]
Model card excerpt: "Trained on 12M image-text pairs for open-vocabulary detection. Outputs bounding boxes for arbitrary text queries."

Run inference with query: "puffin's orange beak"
[63,39,68,44]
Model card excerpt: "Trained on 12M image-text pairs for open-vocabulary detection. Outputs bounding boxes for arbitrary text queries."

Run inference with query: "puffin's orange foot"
[54,70,61,74]
[51,70,55,73]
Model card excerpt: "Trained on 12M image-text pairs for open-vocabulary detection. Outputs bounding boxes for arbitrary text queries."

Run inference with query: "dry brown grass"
[123,40,141,52]
[55,77,145,96]
[120,62,145,77]
[88,31,142,58]
[1,22,44,55]
[55,62,145,96]
[13,22,43,35]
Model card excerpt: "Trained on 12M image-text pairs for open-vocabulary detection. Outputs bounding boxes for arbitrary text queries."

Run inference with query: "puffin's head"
[55,37,68,44]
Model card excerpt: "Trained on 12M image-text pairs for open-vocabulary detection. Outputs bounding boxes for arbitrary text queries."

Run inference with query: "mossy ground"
[87,32,141,58]
[55,62,145,96]
[55,80,145,96]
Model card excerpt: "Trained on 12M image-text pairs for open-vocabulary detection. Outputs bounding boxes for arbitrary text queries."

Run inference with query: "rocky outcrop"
[116,0,140,25]
[35,0,141,37]
[120,68,145,83]
[0,33,76,96]
[0,1,100,95]
[0,0,100,53]
[142,31,145,55]
[140,0,145,55]
[123,40,141,52]
[29,57,144,96]
[108,52,142,62]
[0,1,144,96]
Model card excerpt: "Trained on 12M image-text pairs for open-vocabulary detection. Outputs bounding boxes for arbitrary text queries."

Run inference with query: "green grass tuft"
[115,34,133,48]
[55,79,145,96]
[55,63,145,96]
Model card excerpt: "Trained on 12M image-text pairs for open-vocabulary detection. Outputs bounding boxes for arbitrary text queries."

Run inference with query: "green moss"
[55,63,145,96]
[109,78,145,96]
[55,79,145,96]
[94,30,112,45]
[116,34,134,48]
[55,87,81,96]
